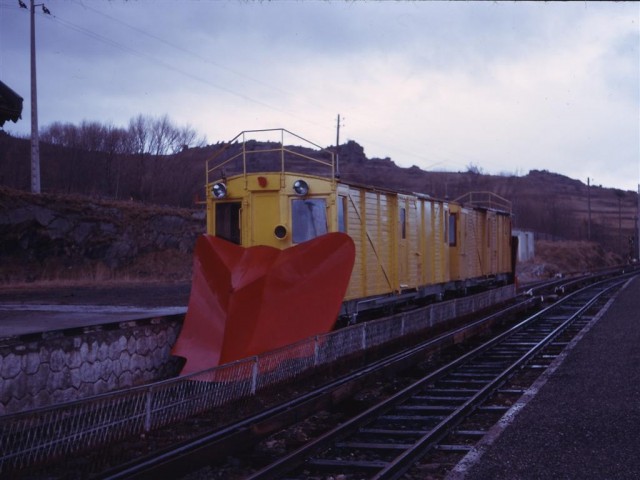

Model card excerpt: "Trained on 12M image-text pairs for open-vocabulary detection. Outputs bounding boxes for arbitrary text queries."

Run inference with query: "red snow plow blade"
[172,232,356,375]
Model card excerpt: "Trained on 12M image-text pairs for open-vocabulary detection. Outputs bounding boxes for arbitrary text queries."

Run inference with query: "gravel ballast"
[456,275,640,480]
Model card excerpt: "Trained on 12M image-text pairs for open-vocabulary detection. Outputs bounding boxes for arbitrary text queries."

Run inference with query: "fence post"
[314,336,320,367]
[429,304,434,328]
[144,387,153,433]
[251,357,259,395]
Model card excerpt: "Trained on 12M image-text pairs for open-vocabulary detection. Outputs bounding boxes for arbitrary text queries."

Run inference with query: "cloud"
[1,0,637,191]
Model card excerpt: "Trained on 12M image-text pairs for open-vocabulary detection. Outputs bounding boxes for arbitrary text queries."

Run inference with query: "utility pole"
[587,177,591,241]
[614,189,625,257]
[30,0,41,193]
[22,0,50,193]
[335,114,342,178]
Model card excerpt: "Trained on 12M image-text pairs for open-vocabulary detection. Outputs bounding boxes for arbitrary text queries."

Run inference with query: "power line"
[31,7,330,133]
[70,0,299,106]
[4,0,498,171]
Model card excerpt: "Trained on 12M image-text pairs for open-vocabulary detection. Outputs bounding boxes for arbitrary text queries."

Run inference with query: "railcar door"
[448,207,461,280]
[398,198,409,289]
[215,202,241,245]
[250,193,281,247]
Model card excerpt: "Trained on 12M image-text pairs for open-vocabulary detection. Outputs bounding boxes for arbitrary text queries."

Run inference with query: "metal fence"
[0,285,515,474]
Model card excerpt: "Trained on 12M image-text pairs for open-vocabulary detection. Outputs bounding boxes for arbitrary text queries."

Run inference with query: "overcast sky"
[1,0,639,191]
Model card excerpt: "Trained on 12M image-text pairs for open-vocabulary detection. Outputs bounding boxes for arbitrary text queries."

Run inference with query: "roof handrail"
[206,128,335,185]
[454,191,512,213]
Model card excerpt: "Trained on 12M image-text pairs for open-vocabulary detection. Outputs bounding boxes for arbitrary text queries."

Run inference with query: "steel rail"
[519,263,638,298]
[16,272,627,478]
[103,272,629,479]
[247,276,629,480]
[1,284,518,476]
[373,280,626,480]
[100,296,538,479]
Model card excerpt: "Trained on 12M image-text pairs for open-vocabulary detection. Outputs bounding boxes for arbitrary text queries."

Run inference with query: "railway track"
[11,270,634,479]
[245,276,628,480]
[92,296,534,479]
[80,272,630,480]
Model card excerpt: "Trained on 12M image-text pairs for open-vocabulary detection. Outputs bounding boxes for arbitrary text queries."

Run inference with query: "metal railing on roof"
[205,128,336,186]
[454,191,512,213]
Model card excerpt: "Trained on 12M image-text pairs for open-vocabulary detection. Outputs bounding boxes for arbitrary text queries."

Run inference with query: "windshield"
[292,198,328,243]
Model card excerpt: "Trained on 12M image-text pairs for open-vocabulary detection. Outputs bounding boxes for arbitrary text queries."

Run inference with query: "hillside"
[0,131,637,284]
[335,141,637,259]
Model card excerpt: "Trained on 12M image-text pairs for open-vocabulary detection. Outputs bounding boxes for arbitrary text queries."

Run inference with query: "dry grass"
[517,240,624,282]
[0,250,193,287]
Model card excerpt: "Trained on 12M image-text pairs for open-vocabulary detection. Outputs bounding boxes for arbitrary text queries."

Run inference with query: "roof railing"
[454,191,512,213]
[206,128,335,186]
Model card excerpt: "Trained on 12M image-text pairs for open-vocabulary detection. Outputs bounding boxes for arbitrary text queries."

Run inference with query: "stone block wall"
[0,315,183,415]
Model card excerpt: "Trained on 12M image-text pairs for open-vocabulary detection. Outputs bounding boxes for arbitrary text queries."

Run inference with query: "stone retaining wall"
[0,315,183,415]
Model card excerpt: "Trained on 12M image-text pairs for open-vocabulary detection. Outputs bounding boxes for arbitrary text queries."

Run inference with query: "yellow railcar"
[452,192,513,285]
[204,129,514,322]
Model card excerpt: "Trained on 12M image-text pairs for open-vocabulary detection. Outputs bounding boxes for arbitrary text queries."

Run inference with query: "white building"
[513,229,535,262]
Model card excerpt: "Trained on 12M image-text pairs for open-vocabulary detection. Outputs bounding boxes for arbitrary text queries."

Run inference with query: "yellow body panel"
[341,187,396,300]
[431,201,449,285]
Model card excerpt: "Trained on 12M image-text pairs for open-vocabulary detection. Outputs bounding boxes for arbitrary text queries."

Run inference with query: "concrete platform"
[0,304,187,337]
[0,282,189,338]
[449,275,640,480]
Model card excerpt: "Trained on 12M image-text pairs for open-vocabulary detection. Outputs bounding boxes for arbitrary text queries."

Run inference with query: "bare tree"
[37,114,206,202]
[148,114,177,156]
[173,123,205,153]
[103,124,130,198]
[126,114,207,202]
[131,114,207,156]
[40,121,82,193]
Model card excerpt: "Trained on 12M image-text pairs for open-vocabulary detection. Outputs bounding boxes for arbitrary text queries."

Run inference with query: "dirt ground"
[516,239,624,283]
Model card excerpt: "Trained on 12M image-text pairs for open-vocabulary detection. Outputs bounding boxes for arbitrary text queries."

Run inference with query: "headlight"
[274,225,288,239]
[211,182,227,199]
[293,179,309,196]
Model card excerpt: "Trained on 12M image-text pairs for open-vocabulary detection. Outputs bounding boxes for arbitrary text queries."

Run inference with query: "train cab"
[207,172,339,250]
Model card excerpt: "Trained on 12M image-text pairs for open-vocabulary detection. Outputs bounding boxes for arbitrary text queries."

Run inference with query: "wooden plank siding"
[338,181,515,303]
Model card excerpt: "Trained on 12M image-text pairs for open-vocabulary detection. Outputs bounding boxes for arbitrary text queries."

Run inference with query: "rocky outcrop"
[0,187,205,283]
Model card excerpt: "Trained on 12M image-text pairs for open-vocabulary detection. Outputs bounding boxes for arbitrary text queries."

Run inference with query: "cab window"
[292,199,327,243]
